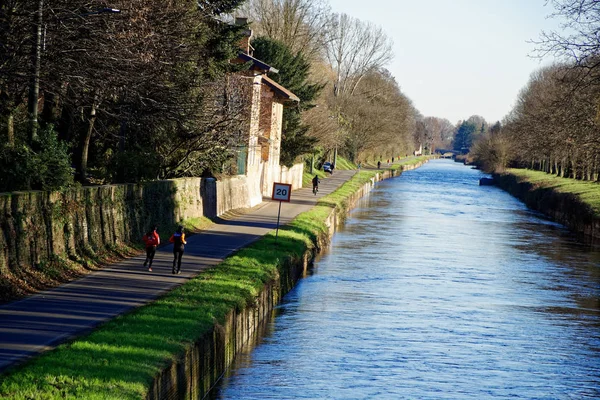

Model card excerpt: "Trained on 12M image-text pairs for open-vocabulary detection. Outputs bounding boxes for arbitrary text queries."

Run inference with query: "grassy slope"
[0,170,379,400]
[302,155,357,187]
[507,168,600,217]
[389,156,432,171]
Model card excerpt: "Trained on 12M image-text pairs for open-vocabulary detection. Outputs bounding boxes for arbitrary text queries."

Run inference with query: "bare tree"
[534,0,600,63]
[0,0,37,145]
[471,123,514,173]
[534,0,600,84]
[501,62,600,180]
[339,69,416,161]
[239,0,331,58]
[421,116,455,153]
[325,13,394,98]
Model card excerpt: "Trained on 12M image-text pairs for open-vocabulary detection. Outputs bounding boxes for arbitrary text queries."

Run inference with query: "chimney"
[235,17,253,55]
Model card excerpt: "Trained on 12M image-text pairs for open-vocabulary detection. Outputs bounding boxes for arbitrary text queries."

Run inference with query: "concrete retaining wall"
[146,159,430,399]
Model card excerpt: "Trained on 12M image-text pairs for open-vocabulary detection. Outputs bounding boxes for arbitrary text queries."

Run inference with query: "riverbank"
[0,159,431,400]
[494,168,600,243]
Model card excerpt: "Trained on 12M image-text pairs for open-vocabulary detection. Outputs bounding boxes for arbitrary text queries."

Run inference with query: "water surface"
[209,159,600,399]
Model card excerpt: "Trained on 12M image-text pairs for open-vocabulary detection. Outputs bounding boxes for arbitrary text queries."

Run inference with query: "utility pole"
[28,0,44,144]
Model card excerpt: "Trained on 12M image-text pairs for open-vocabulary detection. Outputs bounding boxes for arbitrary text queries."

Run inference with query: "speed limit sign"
[272,182,292,202]
[272,182,292,240]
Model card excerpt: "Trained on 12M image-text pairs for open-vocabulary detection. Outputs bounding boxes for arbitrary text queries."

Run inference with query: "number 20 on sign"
[272,182,292,240]
[272,183,292,202]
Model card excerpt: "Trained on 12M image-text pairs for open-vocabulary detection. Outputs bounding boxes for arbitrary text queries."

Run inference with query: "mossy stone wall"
[0,178,213,275]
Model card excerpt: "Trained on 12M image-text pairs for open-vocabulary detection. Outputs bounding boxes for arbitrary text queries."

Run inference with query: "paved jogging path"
[0,170,356,373]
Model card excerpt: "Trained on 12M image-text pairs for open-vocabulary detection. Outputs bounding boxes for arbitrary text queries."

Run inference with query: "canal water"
[208,159,600,399]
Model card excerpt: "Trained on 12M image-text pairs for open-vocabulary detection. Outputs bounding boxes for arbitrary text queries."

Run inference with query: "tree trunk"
[7,112,14,146]
[41,91,58,127]
[28,0,43,144]
[79,98,98,182]
[0,87,14,146]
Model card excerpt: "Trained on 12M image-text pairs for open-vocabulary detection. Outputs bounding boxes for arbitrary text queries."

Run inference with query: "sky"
[326,0,563,124]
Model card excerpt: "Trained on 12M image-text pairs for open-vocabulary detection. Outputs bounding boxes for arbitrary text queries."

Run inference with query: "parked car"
[322,162,333,173]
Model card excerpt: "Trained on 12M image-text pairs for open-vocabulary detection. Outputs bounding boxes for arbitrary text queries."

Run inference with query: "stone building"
[231,18,302,207]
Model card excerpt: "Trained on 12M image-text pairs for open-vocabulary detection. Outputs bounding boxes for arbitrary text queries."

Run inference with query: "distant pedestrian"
[357,161,361,170]
[377,161,381,169]
[142,226,160,272]
[330,162,335,175]
[169,225,187,274]
[392,157,394,163]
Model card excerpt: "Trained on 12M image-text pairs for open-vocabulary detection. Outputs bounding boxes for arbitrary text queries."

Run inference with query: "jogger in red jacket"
[142,226,160,271]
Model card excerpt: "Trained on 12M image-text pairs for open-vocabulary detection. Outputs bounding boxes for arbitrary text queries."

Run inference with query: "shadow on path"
[0,170,356,372]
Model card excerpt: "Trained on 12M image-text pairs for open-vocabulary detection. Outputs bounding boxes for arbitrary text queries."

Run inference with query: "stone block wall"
[0,180,182,274]
[0,163,304,278]
[261,163,304,198]
[215,175,252,216]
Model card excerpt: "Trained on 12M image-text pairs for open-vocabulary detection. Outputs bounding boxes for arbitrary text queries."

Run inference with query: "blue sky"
[327,0,562,124]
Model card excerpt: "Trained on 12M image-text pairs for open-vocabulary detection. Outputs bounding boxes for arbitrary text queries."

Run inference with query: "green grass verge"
[389,156,434,171]
[0,170,379,400]
[316,170,378,210]
[506,168,600,217]
[303,169,328,187]
[332,156,356,170]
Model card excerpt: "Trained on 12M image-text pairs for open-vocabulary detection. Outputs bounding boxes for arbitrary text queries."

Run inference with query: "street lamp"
[27,4,121,143]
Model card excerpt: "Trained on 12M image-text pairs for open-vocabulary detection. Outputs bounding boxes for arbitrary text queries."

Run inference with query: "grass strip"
[302,169,328,187]
[331,156,356,170]
[389,156,434,171]
[506,168,600,217]
[0,170,380,400]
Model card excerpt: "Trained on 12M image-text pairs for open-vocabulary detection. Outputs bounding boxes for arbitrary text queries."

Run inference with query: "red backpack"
[143,232,159,247]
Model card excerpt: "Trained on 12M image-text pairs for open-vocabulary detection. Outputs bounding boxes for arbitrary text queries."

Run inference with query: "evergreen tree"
[252,37,323,166]
[453,121,477,153]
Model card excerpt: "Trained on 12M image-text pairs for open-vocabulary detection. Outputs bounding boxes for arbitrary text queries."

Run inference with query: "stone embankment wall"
[494,172,600,243]
[147,159,430,400]
[0,164,304,276]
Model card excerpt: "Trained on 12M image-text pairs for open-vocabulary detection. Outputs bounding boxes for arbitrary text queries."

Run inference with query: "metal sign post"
[272,182,292,240]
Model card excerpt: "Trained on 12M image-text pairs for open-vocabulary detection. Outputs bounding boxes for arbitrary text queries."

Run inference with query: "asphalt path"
[0,170,356,373]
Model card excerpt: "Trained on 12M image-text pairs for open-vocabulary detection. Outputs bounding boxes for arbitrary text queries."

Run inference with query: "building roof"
[236,52,279,74]
[261,75,300,102]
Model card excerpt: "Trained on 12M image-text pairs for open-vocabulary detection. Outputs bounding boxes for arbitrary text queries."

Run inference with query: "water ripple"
[210,160,600,400]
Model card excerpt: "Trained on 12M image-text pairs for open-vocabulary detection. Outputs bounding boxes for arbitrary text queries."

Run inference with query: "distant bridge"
[435,149,460,159]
